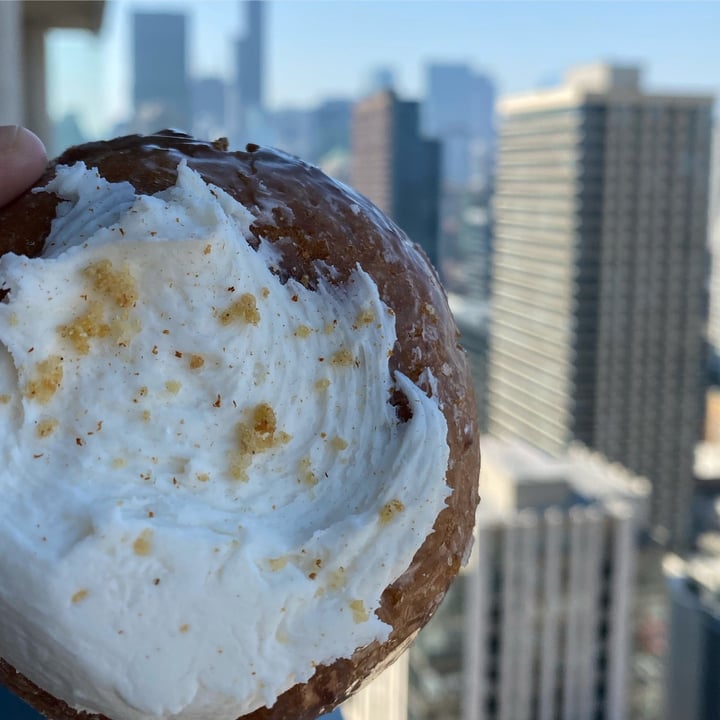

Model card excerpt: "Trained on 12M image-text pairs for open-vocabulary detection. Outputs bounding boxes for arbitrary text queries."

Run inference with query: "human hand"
[0,126,47,207]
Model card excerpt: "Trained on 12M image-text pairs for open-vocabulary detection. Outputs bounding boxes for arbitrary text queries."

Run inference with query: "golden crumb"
[217,293,260,326]
[165,380,182,394]
[58,302,110,354]
[82,259,138,308]
[141,410,151,422]
[261,287,270,298]
[112,458,126,469]
[230,403,291,481]
[324,321,336,334]
[349,599,369,624]
[315,378,330,391]
[268,557,288,571]
[294,325,312,338]
[298,456,318,486]
[0,394,11,404]
[203,244,212,255]
[379,499,405,525]
[327,567,346,591]
[330,436,348,451]
[188,354,205,369]
[71,589,89,604]
[252,403,276,435]
[24,356,63,403]
[355,308,376,326]
[179,623,190,633]
[196,472,210,483]
[330,348,354,366]
[36,417,59,438]
[132,529,153,556]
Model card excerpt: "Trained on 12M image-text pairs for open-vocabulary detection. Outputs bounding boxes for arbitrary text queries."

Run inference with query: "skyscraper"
[664,538,720,720]
[132,12,190,132]
[231,0,264,143]
[422,63,495,190]
[463,436,649,720]
[351,90,441,269]
[488,63,713,547]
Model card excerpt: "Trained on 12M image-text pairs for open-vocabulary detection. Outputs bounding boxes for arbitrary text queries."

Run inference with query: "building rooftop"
[665,533,720,616]
[479,435,650,524]
[498,61,714,114]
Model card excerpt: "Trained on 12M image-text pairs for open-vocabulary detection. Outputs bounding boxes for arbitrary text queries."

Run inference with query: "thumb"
[0,125,48,207]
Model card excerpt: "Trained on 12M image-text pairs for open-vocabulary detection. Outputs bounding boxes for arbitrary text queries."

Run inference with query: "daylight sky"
[47,0,720,138]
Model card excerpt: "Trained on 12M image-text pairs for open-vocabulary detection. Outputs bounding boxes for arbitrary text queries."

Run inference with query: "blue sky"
[47,0,720,137]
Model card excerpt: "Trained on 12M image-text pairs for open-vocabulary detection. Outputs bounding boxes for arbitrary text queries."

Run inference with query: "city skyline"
[47,1,720,140]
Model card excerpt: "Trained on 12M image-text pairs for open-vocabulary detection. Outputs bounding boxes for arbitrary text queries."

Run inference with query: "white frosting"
[0,162,450,719]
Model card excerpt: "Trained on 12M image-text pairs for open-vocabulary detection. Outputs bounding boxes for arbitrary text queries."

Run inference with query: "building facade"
[664,538,720,720]
[422,63,495,191]
[230,0,265,144]
[351,90,441,270]
[488,63,713,547]
[463,436,649,720]
[132,12,190,132]
[340,652,409,720]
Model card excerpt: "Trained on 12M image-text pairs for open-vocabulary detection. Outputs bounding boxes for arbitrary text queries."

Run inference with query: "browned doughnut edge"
[0,130,480,720]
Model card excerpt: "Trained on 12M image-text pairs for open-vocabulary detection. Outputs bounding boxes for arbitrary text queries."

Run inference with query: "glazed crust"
[0,130,480,720]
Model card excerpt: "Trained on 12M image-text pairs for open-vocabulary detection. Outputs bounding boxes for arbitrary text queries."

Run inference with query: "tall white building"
[463,436,649,720]
[340,652,409,720]
[488,63,713,548]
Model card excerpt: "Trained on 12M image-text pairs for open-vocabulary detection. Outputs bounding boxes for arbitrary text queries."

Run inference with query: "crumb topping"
[24,356,63,403]
[217,293,260,326]
[188,354,205,370]
[349,599,369,623]
[165,380,182,394]
[132,529,153,556]
[59,302,110,354]
[379,499,405,525]
[294,325,312,338]
[71,589,89,604]
[330,436,348,451]
[229,403,291,481]
[330,348,354,366]
[83,259,138,309]
[354,308,376,327]
[298,456,318,487]
[36,417,59,438]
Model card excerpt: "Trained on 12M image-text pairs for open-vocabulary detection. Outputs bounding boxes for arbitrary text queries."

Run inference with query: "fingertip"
[0,125,48,207]
[13,126,48,177]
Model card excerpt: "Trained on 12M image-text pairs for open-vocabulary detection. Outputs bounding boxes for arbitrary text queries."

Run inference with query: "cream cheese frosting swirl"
[0,161,450,720]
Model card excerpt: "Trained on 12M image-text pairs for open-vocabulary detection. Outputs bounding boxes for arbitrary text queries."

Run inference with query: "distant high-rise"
[340,652,409,720]
[707,126,720,366]
[488,63,713,548]
[132,12,190,131]
[351,90,441,269]
[232,0,264,143]
[664,538,720,720]
[463,436,649,720]
[422,63,495,189]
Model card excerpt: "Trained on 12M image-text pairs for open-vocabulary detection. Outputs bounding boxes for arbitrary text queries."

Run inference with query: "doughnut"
[0,130,480,720]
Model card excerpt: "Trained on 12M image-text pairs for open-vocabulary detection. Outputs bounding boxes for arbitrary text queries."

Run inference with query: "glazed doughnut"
[0,131,479,720]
